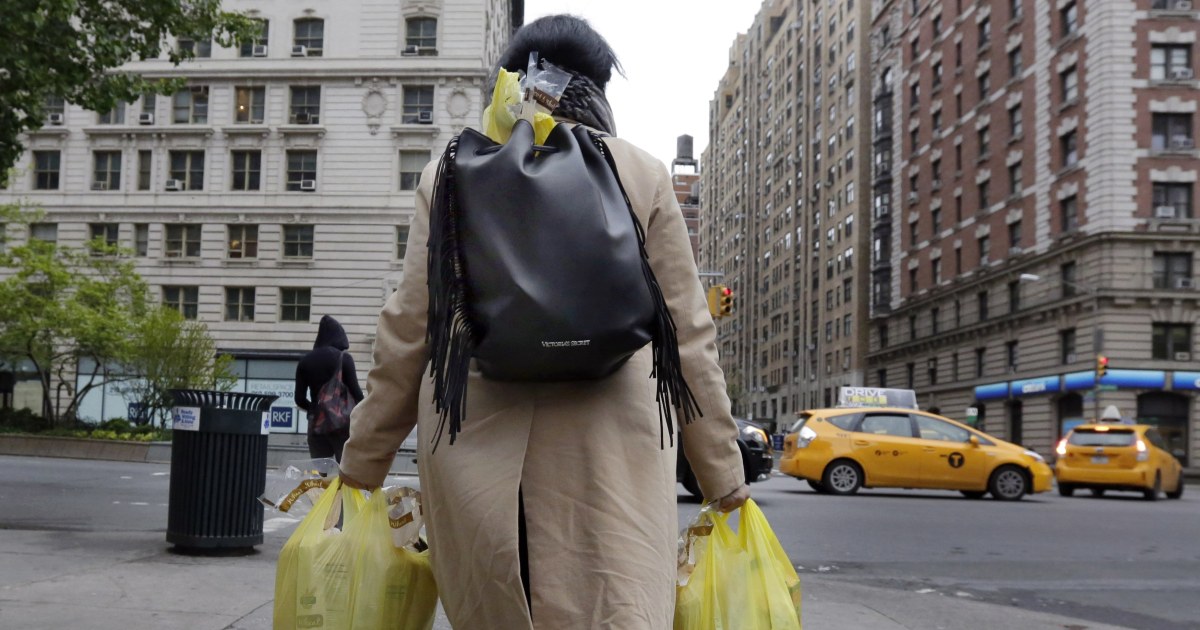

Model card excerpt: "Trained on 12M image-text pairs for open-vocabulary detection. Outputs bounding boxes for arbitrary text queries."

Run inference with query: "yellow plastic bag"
[674,500,801,630]
[738,500,802,628]
[482,68,557,145]
[273,478,366,630]
[345,489,438,630]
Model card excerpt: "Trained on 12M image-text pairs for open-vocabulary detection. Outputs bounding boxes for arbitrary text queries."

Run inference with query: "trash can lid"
[169,389,279,411]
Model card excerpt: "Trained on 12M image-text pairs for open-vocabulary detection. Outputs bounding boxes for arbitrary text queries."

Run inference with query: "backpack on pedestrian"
[310,352,355,434]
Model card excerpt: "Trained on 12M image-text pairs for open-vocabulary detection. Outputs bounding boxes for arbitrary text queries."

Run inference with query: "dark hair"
[496,15,623,90]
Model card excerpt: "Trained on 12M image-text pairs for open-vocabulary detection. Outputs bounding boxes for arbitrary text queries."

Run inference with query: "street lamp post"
[1019,273,1103,419]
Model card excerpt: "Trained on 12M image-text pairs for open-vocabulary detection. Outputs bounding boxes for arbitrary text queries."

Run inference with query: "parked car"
[1055,423,1184,500]
[677,419,773,498]
[779,407,1053,501]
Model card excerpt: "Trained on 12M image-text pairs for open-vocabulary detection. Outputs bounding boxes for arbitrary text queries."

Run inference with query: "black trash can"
[167,389,277,551]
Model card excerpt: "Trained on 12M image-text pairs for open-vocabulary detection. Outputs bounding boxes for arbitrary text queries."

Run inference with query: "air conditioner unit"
[907,192,919,204]
[1155,205,1179,218]
[47,113,65,125]
[1009,246,1023,255]
[1175,351,1193,361]
[1176,277,1195,289]
[138,112,154,125]
[1174,0,1193,10]
[299,179,317,191]
[252,44,268,57]
[932,178,943,190]
[1066,353,1077,364]
[91,181,109,191]
[291,45,308,57]
[417,110,434,124]
[165,179,184,191]
[294,112,319,124]
[1170,67,1194,80]
[1170,135,1195,150]
[401,45,420,56]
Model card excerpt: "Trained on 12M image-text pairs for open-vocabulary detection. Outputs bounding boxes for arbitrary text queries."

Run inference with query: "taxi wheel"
[1143,473,1161,502]
[822,460,863,496]
[960,491,987,500]
[1057,484,1076,497]
[806,479,829,494]
[988,466,1028,501]
[1166,474,1184,500]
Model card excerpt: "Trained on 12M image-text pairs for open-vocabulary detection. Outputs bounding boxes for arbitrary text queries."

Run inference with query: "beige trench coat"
[341,132,745,630]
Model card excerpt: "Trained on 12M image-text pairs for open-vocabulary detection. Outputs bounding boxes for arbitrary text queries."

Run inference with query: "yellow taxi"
[780,408,1053,500]
[1055,423,1185,501]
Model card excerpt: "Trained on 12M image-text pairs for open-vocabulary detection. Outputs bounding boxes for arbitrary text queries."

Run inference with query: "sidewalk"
[0,526,1133,630]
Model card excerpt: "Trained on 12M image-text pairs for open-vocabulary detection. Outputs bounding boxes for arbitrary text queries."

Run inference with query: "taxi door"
[849,412,924,487]
[912,414,987,490]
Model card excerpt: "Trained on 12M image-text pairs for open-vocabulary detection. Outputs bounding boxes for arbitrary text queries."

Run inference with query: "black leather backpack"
[425,119,700,448]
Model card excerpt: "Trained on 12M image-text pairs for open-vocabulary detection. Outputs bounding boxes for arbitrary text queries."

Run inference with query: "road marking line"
[120,476,133,479]
[131,502,149,506]
[112,501,121,505]
[152,472,169,476]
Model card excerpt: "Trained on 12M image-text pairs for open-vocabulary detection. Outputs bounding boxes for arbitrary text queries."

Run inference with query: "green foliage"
[99,418,133,433]
[0,407,49,433]
[0,0,257,180]
[117,306,237,427]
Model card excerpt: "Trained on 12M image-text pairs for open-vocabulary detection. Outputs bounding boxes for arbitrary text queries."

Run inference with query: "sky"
[522,1,764,169]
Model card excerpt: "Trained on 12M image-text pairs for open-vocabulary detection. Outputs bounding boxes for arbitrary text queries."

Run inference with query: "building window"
[30,222,58,244]
[977,71,991,99]
[908,314,918,339]
[1153,252,1193,289]
[954,248,962,275]
[1061,329,1077,364]
[1151,45,1192,81]
[280,288,312,322]
[932,257,942,284]
[906,363,916,389]
[928,357,939,386]
[286,150,318,191]
[163,286,199,320]
[1008,280,1021,313]
[33,151,60,190]
[933,15,943,36]
[978,17,991,48]
[231,150,262,191]
[1060,131,1078,168]
[289,86,321,123]
[283,225,314,258]
[978,180,990,210]
[978,235,990,265]
[1152,323,1192,360]
[45,95,66,118]
[399,150,430,191]
[239,19,269,57]
[1149,184,1190,223]
[978,290,989,321]
[164,224,201,258]
[975,347,986,378]
[88,223,119,250]
[878,368,888,388]
[1008,162,1022,196]
[172,88,208,124]
[168,150,205,190]
[225,288,256,322]
[402,85,434,123]
[1152,113,1193,151]
[1006,340,1019,372]
[955,41,963,69]
[406,17,438,51]
[933,62,943,89]
[293,18,324,56]
[1008,220,1022,249]
[1061,67,1078,102]
[1008,47,1022,78]
[1010,0,1023,20]
[978,125,990,156]
[1061,1,1078,37]
[227,224,258,259]
[396,225,410,260]
[1060,194,1079,230]
[931,307,941,334]
[235,87,266,123]
[1061,262,1078,298]
[137,150,152,191]
[92,151,122,190]
[844,314,853,337]
[878,323,889,348]
[98,102,125,125]
[1009,104,1023,137]
[134,224,149,257]
[177,36,212,58]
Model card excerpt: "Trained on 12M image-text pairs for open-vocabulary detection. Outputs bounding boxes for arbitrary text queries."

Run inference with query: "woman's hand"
[714,484,751,513]
[338,470,378,491]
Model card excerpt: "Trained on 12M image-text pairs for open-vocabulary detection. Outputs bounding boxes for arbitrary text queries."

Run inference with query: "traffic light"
[706,286,721,319]
[1096,355,1109,379]
[719,286,734,317]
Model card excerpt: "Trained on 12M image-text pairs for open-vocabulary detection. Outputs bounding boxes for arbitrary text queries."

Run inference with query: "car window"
[1068,429,1135,447]
[1145,429,1166,450]
[791,413,812,433]
[826,413,860,431]
[914,415,970,443]
[858,414,914,438]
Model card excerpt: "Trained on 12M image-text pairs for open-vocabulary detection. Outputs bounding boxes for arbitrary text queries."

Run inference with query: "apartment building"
[701,0,873,426]
[1,0,522,429]
[869,0,1200,464]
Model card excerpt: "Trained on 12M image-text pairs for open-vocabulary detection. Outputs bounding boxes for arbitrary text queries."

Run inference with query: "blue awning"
[1172,371,1200,391]
[1011,375,1061,397]
[974,382,1010,401]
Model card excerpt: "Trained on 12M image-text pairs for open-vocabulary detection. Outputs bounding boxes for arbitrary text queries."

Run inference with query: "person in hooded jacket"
[294,315,364,461]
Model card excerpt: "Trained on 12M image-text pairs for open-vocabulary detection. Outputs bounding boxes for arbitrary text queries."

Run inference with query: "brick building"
[869,0,1200,464]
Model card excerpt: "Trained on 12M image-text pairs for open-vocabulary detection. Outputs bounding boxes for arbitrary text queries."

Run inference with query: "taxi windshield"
[1068,429,1135,447]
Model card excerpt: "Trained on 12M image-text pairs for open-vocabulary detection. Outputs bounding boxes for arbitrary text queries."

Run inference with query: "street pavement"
[1,454,1195,629]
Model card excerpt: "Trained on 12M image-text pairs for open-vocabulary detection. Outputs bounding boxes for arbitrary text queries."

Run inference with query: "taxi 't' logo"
[947,452,965,468]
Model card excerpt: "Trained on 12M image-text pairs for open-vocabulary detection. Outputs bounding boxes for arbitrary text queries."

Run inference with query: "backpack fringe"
[426,135,476,450]
[589,131,703,449]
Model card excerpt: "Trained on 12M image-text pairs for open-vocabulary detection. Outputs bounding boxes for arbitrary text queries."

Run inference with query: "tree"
[0,1,256,180]
[117,307,236,427]
[0,206,148,424]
